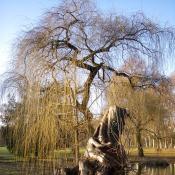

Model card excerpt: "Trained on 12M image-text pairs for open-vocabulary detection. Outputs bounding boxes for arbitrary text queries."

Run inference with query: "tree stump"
[61,106,129,175]
[79,106,129,175]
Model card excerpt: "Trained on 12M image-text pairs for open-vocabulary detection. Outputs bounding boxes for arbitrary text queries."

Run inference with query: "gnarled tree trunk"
[136,128,144,157]
[79,106,129,175]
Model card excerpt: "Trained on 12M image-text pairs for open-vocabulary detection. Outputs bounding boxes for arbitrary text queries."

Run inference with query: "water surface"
[0,158,175,175]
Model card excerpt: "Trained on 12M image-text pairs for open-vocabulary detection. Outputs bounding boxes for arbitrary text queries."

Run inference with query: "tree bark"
[136,128,144,157]
[74,128,79,164]
[153,138,155,148]
[74,112,79,164]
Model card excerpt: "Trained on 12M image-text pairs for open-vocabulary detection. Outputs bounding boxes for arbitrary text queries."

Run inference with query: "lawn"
[127,147,175,157]
[54,147,175,158]
[1,146,175,159]
[0,147,15,162]
[1,146,175,158]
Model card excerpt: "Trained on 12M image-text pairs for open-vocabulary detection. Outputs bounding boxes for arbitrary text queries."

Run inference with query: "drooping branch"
[102,64,168,89]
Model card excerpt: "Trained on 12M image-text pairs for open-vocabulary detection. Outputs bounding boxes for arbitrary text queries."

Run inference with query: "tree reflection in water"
[128,163,175,175]
[1,159,174,175]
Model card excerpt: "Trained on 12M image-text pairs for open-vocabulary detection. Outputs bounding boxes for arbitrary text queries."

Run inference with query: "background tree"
[107,57,172,157]
[1,0,175,158]
[0,95,20,152]
[1,80,80,158]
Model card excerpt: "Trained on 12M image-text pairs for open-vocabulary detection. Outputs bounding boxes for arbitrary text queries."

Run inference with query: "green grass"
[0,147,20,175]
[127,148,175,157]
[54,147,175,158]
[0,146,83,161]
[1,146,175,159]
[54,147,85,158]
[0,147,10,155]
[0,147,15,162]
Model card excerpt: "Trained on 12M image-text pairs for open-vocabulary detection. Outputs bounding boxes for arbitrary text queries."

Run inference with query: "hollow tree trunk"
[136,128,144,157]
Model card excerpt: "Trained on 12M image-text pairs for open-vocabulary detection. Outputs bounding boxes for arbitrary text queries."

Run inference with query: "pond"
[0,159,175,175]
[128,163,175,175]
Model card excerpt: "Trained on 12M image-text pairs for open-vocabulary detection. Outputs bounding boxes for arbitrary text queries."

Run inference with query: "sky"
[0,0,175,76]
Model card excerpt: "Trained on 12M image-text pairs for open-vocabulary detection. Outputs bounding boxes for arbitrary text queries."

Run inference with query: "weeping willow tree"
[1,74,80,158]
[1,0,175,159]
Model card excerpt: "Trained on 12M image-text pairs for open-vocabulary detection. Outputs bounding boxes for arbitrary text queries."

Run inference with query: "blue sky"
[0,0,175,75]
[97,0,175,25]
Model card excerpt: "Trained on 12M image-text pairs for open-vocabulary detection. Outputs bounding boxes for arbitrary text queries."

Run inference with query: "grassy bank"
[0,147,15,162]
[54,147,175,158]
[1,147,175,159]
[127,148,175,157]
[1,147,175,158]
[0,147,19,175]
